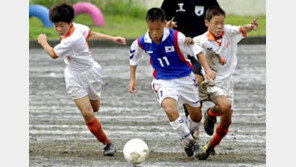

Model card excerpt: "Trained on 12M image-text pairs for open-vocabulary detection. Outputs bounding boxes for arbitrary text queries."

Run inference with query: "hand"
[251,17,258,31]
[129,79,137,94]
[166,21,177,29]
[113,36,126,45]
[185,37,194,45]
[205,69,216,82]
[38,34,47,44]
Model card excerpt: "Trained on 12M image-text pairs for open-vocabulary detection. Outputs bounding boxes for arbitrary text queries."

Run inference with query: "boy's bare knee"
[220,102,232,115]
[189,108,202,122]
[164,107,178,121]
[92,107,99,112]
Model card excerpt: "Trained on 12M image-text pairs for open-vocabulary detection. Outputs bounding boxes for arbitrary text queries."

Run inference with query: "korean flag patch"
[165,46,175,53]
[195,6,204,16]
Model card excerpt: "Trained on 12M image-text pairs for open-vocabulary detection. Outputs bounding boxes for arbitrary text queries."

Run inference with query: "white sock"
[170,116,193,144]
[187,116,201,134]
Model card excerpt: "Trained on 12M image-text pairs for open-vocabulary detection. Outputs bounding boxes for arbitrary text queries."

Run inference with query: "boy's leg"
[161,97,196,157]
[184,104,202,138]
[184,56,204,118]
[74,96,115,156]
[90,99,100,112]
[198,95,232,160]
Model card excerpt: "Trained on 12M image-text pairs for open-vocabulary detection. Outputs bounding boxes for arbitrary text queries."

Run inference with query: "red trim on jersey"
[206,30,224,46]
[239,26,247,37]
[60,25,75,42]
[149,59,157,78]
[137,38,144,50]
[173,31,193,69]
[86,29,91,39]
[52,49,59,58]
[152,83,157,93]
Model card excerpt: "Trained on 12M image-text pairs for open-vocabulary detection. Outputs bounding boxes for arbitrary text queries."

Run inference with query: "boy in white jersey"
[37,3,126,156]
[129,8,216,158]
[191,6,258,160]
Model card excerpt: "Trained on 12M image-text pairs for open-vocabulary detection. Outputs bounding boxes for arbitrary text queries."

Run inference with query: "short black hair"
[146,8,166,22]
[205,6,226,21]
[49,3,74,23]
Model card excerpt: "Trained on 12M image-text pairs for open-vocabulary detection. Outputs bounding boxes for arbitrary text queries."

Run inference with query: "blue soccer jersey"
[129,28,202,80]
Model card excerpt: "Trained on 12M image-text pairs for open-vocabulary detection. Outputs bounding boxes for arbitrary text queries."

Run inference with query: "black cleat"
[103,143,116,156]
[197,141,215,160]
[184,139,200,157]
[204,107,217,136]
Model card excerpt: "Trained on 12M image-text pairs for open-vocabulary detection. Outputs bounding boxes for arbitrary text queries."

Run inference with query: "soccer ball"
[123,138,150,164]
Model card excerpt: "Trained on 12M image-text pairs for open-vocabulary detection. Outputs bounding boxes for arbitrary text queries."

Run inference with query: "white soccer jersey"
[129,28,203,67]
[53,23,95,71]
[193,25,246,82]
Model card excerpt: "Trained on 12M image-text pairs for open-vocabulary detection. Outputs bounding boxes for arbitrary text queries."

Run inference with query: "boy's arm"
[196,52,216,81]
[129,66,137,93]
[241,17,258,33]
[38,34,58,59]
[89,32,126,45]
[128,39,144,94]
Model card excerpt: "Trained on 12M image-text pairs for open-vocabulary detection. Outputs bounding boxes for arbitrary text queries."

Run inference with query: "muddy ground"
[29,45,266,167]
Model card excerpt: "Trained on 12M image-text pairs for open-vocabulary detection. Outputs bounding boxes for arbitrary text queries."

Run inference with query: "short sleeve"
[129,39,144,66]
[75,23,91,39]
[53,40,73,58]
[224,24,246,43]
[177,32,202,60]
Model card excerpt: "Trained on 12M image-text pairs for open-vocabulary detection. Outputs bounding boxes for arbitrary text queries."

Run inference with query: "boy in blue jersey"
[128,8,216,158]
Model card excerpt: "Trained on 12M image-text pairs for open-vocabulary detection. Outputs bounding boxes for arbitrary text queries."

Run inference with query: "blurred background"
[29,0,266,40]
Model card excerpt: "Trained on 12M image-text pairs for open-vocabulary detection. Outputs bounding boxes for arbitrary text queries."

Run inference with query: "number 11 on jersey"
[157,56,170,67]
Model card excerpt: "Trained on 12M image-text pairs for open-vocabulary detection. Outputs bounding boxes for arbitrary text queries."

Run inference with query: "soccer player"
[37,3,126,156]
[128,7,216,158]
[161,0,220,126]
[192,6,258,160]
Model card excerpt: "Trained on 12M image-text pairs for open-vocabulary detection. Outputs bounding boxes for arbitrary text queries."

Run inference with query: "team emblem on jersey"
[195,6,204,16]
[165,46,175,53]
[176,3,186,12]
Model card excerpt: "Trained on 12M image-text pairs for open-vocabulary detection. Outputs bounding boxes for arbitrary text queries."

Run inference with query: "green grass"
[29,14,266,40]
[225,15,266,37]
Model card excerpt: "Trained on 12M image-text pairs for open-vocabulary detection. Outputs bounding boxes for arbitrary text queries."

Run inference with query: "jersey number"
[157,56,170,67]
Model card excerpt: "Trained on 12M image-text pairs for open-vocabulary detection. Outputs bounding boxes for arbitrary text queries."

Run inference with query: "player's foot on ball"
[184,139,200,157]
[184,139,196,157]
[197,141,215,160]
[204,107,217,136]
[103,143,116,156]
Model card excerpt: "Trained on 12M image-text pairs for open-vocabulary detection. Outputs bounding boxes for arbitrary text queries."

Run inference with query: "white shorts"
[64,62,102,100]
[151,73,201,108]
[199,75,234,105]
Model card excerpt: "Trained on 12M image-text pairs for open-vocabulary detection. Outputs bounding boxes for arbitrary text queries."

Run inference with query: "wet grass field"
[29,45,266,166]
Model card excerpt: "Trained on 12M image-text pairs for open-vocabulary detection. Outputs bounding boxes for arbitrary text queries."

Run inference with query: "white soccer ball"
[123,138,150,164]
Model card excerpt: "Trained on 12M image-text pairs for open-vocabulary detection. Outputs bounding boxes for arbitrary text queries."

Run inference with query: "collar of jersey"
[206,30,224,46]
[60,25,75,41]
[144,28,170,43]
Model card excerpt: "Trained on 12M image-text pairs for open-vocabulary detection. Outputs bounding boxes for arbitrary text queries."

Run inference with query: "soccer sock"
[208,106,222,117]
[209,124,229,148]
[187,115,201,135]
[86,117,110,145]
[170,116,193,144]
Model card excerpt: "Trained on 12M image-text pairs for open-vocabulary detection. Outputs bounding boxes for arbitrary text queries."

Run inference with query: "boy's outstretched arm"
[89,32,126,45]
[197,52,216,82]
[38,34,58,59]
[129,66,137,94]
[241,17,258,33]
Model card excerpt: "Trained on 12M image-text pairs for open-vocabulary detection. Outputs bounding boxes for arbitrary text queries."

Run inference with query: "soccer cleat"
[204,107,217,136]
[184,139,200,157]
[184,139,196,157]
[103,143,116,156]
[197,141,215,160]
